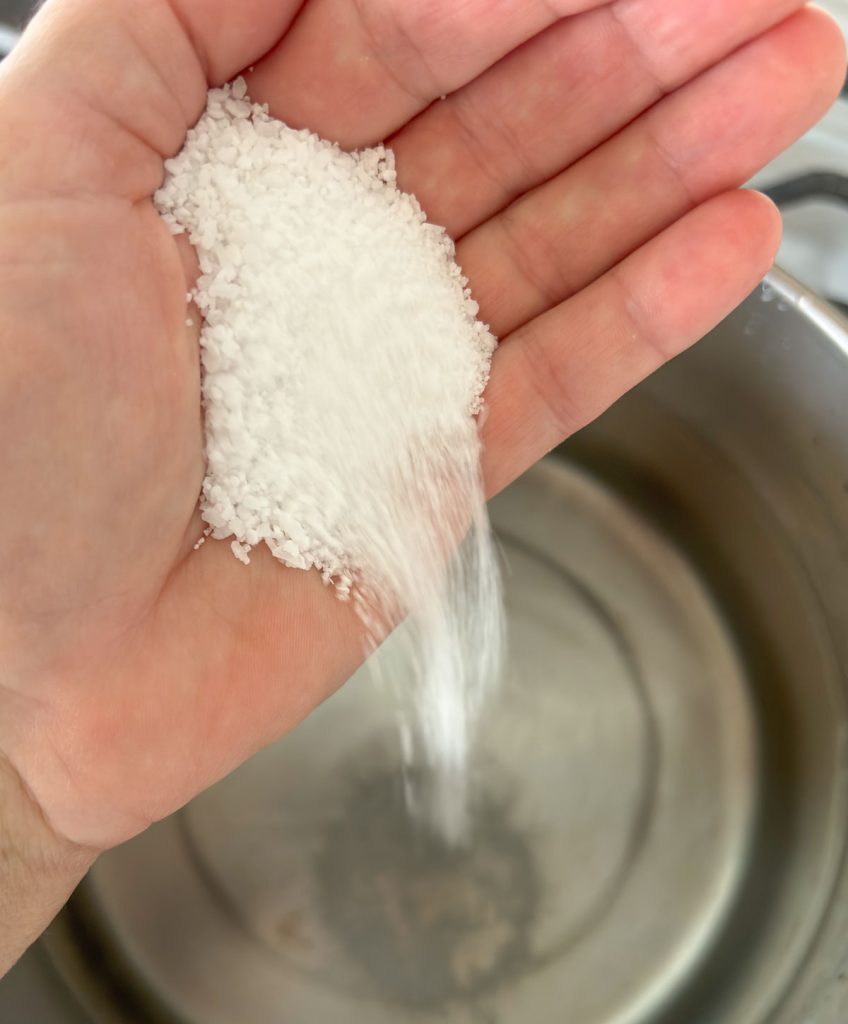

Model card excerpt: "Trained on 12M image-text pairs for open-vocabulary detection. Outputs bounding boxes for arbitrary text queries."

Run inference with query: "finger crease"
[609,265,677,365]
[465,93,545,198]
[609,1,674,97]
[498,205,569,312]
[643,117,700,210]
[515,322,583,441]
[125,8,197,145]
[349,0,436,107]
[446,103,518,228]
[161,0,212,84]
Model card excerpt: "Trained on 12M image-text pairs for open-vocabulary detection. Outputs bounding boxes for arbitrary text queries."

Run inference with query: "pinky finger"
[481,189,782,497]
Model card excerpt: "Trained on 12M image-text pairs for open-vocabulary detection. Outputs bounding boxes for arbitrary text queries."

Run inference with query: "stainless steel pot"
[18,270,848,1023]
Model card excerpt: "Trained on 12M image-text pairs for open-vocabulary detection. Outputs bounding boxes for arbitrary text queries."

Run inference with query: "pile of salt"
[155,79,504,841]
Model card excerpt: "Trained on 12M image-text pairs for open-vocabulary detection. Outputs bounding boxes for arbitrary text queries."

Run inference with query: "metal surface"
[45,464,757,1024]
[0,0,28,55]
[0,0,31,28]
[9,270,841,1023]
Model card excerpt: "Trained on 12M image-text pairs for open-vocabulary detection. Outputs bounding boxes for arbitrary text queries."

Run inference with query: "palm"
[0,0,842,851]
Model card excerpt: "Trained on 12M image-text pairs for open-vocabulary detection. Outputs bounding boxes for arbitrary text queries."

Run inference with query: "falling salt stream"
[155,80,505,842]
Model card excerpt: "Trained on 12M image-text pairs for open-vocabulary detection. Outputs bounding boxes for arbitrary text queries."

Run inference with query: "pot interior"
[46,273,848,1024]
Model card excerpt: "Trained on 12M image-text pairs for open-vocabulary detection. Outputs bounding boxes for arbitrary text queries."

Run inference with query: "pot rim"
[767,266,848,356]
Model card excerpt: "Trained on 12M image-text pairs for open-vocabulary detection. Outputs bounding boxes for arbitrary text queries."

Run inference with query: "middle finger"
[389,0,807,238]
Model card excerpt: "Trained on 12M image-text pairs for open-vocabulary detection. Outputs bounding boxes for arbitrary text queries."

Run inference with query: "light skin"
[0,0,844,977]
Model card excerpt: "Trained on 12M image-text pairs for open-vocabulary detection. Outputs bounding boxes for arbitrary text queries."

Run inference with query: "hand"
[0,0,844,965]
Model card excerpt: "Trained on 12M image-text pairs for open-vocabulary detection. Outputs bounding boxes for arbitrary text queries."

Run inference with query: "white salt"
[155,80,503,841]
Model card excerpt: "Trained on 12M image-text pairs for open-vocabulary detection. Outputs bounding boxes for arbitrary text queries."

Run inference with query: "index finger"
[0,0,304,197]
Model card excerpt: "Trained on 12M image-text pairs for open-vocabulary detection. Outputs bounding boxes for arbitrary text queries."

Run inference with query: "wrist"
[0,749,97,977]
